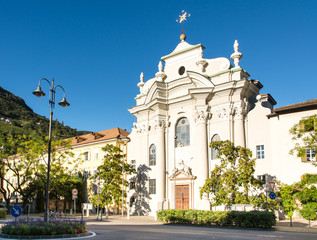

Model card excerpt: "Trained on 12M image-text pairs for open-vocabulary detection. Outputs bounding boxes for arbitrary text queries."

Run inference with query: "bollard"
[290,216,292,227]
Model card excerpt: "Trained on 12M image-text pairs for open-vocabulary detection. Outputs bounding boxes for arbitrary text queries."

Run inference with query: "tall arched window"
[149,144,156,166]
[211,134,220,160]
[175,117,190,147]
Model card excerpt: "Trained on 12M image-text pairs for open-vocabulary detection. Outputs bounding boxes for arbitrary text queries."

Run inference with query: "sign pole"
[72,188,78,217]
[97,193,100,220]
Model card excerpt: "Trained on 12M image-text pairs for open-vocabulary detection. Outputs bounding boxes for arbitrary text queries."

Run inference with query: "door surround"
[169,168,196,209]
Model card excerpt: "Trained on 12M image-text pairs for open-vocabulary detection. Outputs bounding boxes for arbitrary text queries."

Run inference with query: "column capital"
[232,106,246,119]
[154,119,168,131]
[194,106,211,124]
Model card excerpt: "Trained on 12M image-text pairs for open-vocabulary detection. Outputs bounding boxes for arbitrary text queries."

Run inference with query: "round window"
[178,66,185,75]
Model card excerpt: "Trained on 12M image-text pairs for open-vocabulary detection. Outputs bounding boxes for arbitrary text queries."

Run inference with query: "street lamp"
[33,77,70,222]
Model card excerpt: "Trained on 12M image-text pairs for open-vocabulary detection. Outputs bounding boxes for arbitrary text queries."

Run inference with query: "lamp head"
[32,86,45,97]
[58,97,70,107]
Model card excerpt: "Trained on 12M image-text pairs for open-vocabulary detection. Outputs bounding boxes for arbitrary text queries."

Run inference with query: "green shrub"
[0,211,6,219]
[1,218,86,236]
[157,210,276,229]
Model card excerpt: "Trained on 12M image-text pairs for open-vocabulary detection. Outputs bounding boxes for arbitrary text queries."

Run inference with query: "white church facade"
[127,34,317,216]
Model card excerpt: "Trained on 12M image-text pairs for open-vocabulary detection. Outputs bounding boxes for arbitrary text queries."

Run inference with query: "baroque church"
[127,32,317,216]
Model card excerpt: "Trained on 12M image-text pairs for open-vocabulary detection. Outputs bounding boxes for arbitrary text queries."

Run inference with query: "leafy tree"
[279,183,298,219]
[290,114,317,165]
[295,174,317,220]
[0,132,83,212]
[90,144,136,213]
[278,174,317,220]
[0,132,32,207]
[200,140,261,208]
[288,115,317,219]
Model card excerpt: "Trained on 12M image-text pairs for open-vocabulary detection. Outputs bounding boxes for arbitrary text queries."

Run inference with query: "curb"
[0,231,92,239]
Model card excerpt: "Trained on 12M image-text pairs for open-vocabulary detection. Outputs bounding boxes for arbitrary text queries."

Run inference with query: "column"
[233,107,246,147]
[155,119,166,210]
[193,107,210,210]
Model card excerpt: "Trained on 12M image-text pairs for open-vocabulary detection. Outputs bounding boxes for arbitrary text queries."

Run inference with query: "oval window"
[178,66,185,75]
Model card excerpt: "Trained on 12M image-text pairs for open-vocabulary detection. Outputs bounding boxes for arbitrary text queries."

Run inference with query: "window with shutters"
[83,151,90,161]
[93,148,99,160]
[300,118,317,132]
[302,149,316,162]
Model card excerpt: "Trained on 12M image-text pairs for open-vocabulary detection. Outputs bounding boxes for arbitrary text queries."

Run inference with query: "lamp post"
[32,78,70,222]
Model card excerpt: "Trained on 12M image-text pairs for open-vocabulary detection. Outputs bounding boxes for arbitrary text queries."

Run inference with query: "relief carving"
[133,122,150,134]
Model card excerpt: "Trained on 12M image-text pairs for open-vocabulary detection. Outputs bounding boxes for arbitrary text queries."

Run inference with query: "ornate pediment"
[169,163,196,180]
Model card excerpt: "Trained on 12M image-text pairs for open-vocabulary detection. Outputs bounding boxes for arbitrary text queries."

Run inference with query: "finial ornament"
[155,61,166,82]
[234,40,239,52]
[230,40,243,68]
[176,10,191,41]
[137,72,144,93]
[140,72,144,82]
[158,61,163,72]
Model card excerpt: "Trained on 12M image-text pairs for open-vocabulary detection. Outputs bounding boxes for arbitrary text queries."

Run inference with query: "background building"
[61,127,130,211]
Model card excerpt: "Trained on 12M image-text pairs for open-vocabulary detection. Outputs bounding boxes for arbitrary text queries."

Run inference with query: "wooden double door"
[176,185,189,209]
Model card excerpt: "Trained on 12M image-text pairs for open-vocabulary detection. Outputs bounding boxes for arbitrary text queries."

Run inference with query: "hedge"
[0,211,6,219]
[157,210,276,229]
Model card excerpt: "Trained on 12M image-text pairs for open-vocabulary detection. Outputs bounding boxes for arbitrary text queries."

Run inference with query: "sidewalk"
[273,219,317,233]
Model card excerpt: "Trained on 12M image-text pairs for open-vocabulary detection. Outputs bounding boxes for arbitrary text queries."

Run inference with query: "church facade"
[127,34,317,216]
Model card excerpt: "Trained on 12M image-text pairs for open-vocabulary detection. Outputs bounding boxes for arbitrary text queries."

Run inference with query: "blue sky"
[0,0,316,133]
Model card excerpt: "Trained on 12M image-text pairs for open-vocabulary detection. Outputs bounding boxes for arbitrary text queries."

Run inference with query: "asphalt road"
[87,224,317,240]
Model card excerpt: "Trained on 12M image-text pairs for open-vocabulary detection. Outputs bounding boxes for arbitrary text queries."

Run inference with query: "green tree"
[200,140,261,208]
[90,144,136,213]
[0,132,32,207]
[279,183,298,219]
[290,114,317,164]
[0,132,83,211]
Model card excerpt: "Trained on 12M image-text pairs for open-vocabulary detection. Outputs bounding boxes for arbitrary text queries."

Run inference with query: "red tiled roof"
[274,99,317,113]
[66,127,130,147]
[267,99,317,118]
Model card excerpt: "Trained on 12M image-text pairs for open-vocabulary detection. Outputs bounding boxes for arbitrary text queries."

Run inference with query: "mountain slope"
[0,86,88,138]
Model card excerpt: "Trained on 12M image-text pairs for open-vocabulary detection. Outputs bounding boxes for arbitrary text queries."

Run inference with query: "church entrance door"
[176,185,189,209]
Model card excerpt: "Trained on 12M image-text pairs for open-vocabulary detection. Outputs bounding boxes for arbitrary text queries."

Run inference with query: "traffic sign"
[72,188,78,195]
[269,182,275,192]
[72,195,78,199]
[269,192,276,200]
[97,187,101,194]
[11,205,22,218]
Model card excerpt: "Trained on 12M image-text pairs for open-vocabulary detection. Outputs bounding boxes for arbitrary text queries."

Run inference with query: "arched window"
[211,134,220,160]
[149,144,156,166]
[175,117,190,147]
